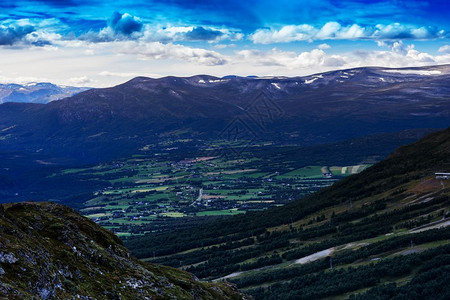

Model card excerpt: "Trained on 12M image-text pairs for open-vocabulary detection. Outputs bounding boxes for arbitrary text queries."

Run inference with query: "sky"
[0,0,449,87]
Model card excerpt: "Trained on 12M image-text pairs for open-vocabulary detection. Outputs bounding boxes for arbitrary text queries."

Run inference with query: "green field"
[49,143,371,236]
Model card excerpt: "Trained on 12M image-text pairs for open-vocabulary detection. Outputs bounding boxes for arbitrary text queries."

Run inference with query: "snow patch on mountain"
[382,70,442,76]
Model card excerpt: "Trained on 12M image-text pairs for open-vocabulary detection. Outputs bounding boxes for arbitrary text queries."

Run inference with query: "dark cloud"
[185,26,223,41]
[0,25,34,45]
[77,11,144,42]
[108,11,143,35]
[29,32,52,46]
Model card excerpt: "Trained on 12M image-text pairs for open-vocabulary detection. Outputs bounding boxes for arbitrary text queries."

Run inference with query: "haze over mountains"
[0,65,448,163]
[0,82,89,104]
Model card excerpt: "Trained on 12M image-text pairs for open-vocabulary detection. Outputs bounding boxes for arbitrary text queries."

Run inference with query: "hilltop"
[0,202,247,299]
[125,127,450,299]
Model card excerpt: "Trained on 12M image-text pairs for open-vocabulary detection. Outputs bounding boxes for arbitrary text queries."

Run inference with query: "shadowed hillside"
[0,202,248,299]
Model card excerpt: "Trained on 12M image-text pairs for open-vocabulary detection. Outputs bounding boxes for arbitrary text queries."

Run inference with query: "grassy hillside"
[0,202,248,299]
[125,127,450,299]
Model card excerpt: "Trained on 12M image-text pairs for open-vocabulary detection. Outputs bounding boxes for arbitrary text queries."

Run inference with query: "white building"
[435,173,450,179]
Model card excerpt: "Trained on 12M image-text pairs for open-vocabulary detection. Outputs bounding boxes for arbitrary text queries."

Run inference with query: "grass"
[196,209,245,216]
[161,212,185,217]
[278,166,324,178]
[53,149,346,235]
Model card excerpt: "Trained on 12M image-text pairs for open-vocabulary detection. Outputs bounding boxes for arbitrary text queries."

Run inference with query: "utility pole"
[330,257,333,270]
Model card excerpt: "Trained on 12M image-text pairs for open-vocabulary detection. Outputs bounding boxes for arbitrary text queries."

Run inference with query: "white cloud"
[318,43,330,49]
[68,76,94,86]
[0,75,51,84]
[99,71,161,78]
[233,41,450,73]
[118,41,227,66]
[235,48,344,69]
[251,24,317,44]
[438,45,450,53]
[350,42,449,68]
[250,22,445,44]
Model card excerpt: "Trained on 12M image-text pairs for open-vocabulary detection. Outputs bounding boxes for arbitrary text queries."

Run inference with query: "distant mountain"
[0,82,89,104]
[0,65,448,163]
[0,201,247,299]
[125,126,450,299]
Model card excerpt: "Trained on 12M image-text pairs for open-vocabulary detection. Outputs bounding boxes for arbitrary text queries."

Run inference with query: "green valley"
[51,141,372,236]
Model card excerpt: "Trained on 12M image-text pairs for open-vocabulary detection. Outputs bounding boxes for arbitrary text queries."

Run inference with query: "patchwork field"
[50,145,370,236]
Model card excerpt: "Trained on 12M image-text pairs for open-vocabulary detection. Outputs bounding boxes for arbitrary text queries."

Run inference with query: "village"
[69,149,370,236]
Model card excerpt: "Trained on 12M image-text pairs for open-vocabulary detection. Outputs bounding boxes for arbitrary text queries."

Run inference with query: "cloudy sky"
[1,0,449,87]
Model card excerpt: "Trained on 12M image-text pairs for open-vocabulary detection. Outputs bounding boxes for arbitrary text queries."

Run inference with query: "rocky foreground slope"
[0,202,248,299]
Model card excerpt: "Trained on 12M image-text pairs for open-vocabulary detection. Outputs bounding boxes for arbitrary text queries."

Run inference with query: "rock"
[0,252,18,264]
[39,288,53,300]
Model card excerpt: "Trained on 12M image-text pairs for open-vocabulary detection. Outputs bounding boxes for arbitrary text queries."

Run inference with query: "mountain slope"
[0,65,448,162]
[125,127,450,298]
[0,202,247,299]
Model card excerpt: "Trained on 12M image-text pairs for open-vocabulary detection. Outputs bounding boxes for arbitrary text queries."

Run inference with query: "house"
[435,172,450,179]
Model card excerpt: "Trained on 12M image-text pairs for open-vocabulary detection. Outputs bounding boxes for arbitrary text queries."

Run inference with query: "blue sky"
[0,0,449,86]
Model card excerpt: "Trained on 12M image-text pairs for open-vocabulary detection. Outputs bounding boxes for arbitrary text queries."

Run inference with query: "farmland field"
[48,143,371,236]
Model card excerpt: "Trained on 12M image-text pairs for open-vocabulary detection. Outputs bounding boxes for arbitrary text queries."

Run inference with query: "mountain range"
[0,82,89,104]
[0,65,448,163]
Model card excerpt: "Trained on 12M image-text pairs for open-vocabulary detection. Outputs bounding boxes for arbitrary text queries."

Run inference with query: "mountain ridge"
[0,65,448,163]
